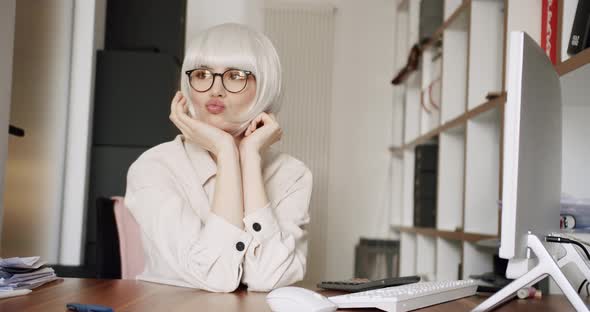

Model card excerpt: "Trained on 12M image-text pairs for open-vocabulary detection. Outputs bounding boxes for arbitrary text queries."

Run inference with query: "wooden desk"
[0,278,580,311]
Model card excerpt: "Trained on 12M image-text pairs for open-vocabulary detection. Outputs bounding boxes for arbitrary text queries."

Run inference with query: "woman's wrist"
[216,140,239,160]
[239,147,261,164]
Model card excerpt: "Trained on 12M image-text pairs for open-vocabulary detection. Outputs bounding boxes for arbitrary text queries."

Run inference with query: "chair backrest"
[111,196,145,279]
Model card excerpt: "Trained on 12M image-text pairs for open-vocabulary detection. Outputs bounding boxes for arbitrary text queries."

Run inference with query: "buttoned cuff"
[200,213,253,258]
[243,204,280,243]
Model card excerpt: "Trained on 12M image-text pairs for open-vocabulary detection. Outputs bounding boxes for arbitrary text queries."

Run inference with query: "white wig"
[180,23,282,134]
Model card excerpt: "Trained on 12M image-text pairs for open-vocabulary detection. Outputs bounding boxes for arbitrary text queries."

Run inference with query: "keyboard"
[317,276,421,292]
[328,279,478,312]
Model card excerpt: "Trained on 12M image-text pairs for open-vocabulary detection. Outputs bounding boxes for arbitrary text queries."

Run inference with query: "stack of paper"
[0,257,60,291]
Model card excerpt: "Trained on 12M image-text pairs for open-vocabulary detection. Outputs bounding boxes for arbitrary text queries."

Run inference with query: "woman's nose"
[210,75,226,97]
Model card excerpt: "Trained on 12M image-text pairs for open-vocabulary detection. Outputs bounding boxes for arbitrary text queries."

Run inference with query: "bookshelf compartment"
[444,0,464,19]
[392,87,405,147]
[464,108,501,236]
[402,150,415,226]
[420,46,442,135]
[462,242,493,279]
[467,0,504,109]
[437,126,465,232]
[390,156,404,226]
[404,74,422,143]
[399,232,417,276]
[559,0,579,64]
[561,65,590,198]
[441,8,469,124]
[416,234,436,281]
[436,238,462,281]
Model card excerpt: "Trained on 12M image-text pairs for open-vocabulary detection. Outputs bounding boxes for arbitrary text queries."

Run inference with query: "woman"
[124,23,312,293]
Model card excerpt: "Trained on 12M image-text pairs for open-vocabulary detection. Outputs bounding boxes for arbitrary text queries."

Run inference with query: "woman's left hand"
[239,112,283,155]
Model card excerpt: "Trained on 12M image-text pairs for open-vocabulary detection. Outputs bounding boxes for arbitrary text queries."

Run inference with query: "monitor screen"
[499,32,562,265]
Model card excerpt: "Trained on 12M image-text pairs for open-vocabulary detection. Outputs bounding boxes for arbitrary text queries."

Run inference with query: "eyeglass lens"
[189,69,249,93]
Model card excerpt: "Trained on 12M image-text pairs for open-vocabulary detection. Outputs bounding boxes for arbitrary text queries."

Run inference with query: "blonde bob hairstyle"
[180,23,282,135]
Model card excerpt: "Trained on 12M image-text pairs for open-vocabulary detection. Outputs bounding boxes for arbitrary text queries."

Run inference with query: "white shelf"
[437,126,465,231]
[467,0,504,109]
[444,0,464,19]
[463,108,501,236]
[416,234,436,281]
[436,238,462,281]
[399,232,417,276]
[441,8,468,123]
[402,150,415,226]
[462,242,493,279]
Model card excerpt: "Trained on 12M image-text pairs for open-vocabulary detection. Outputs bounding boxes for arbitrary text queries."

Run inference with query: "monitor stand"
[473,234,590,312]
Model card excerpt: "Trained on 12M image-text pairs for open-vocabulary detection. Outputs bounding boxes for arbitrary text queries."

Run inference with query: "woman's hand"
[239,112,283,155]
[169,91,235,156]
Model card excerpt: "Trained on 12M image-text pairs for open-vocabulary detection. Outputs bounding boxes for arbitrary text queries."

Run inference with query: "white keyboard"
[328,279,478,312]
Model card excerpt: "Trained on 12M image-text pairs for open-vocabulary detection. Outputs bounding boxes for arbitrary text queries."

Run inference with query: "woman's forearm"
[211,143,245,228]
[240,150,269,215]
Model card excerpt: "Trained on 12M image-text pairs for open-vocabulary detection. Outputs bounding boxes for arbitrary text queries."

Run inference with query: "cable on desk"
[546,236,590,260]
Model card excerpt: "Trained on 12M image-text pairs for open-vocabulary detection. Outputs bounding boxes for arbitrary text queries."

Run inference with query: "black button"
[252,222,262,232]
[236,241,245,252]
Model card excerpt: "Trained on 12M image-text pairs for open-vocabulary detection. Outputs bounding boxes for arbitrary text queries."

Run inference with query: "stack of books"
[0,256,60,291]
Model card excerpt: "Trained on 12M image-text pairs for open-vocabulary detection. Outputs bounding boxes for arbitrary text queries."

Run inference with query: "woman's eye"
[194,70,210,79]
[229,71,246,80]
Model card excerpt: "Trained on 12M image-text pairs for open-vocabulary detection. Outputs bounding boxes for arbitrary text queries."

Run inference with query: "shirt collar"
[181,135,217,186]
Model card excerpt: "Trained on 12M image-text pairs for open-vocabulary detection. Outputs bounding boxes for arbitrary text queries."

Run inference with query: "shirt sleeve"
[241,167,313,291]
[125,160,253,293]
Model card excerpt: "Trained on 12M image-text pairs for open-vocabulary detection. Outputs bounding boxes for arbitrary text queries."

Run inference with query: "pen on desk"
[0,289,32,299]
[66,303,115,312]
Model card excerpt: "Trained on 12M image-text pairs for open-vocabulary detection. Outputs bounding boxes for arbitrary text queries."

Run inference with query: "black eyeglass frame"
[185,68,255,93]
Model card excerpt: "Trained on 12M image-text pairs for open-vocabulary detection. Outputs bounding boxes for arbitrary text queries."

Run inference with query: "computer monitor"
[499,31,562,278]
[475,31,590,312]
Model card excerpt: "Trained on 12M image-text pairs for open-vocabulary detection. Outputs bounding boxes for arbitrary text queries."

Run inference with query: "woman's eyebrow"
[198,65,236,71]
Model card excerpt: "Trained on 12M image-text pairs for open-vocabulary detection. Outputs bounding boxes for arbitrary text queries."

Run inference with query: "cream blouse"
[123,135,312,292]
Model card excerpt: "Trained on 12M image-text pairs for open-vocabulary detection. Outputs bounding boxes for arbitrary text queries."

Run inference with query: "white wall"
[185,0,263,45]
[264,1,336,284]
[1,0,74,262]
[325,0,395,279]
[0,0,16,246]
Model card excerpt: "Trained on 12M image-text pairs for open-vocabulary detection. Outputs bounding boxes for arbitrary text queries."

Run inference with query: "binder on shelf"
[414,141,438,228]
[567,0,590,56]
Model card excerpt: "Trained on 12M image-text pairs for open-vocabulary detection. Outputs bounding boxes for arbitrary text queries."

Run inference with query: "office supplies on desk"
[328,279,478,312]
[0,289,31,299]
[0,257,59,290]
[317,275,420,292]
[66,303,114,312]
[266,286,337,312]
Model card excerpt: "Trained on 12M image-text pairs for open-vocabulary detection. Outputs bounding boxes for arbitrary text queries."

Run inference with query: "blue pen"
[66,303,114,312]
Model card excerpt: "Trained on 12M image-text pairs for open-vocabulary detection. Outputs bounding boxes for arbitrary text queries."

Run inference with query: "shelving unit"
[389,0,535,282]
[391,0,590,285]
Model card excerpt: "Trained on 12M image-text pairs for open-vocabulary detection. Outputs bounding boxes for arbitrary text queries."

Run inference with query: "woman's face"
[188,65,257,133]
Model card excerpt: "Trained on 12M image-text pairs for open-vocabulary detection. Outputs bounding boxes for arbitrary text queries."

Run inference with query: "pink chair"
[111,196,145,280]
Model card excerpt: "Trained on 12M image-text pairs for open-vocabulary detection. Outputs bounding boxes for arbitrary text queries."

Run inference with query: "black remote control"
[317,275,421,292]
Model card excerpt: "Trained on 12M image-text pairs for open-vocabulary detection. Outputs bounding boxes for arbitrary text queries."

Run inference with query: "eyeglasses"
[185,68,254,93]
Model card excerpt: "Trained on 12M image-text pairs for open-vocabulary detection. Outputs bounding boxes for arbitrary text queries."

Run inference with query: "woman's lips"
[205,100,225,114]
